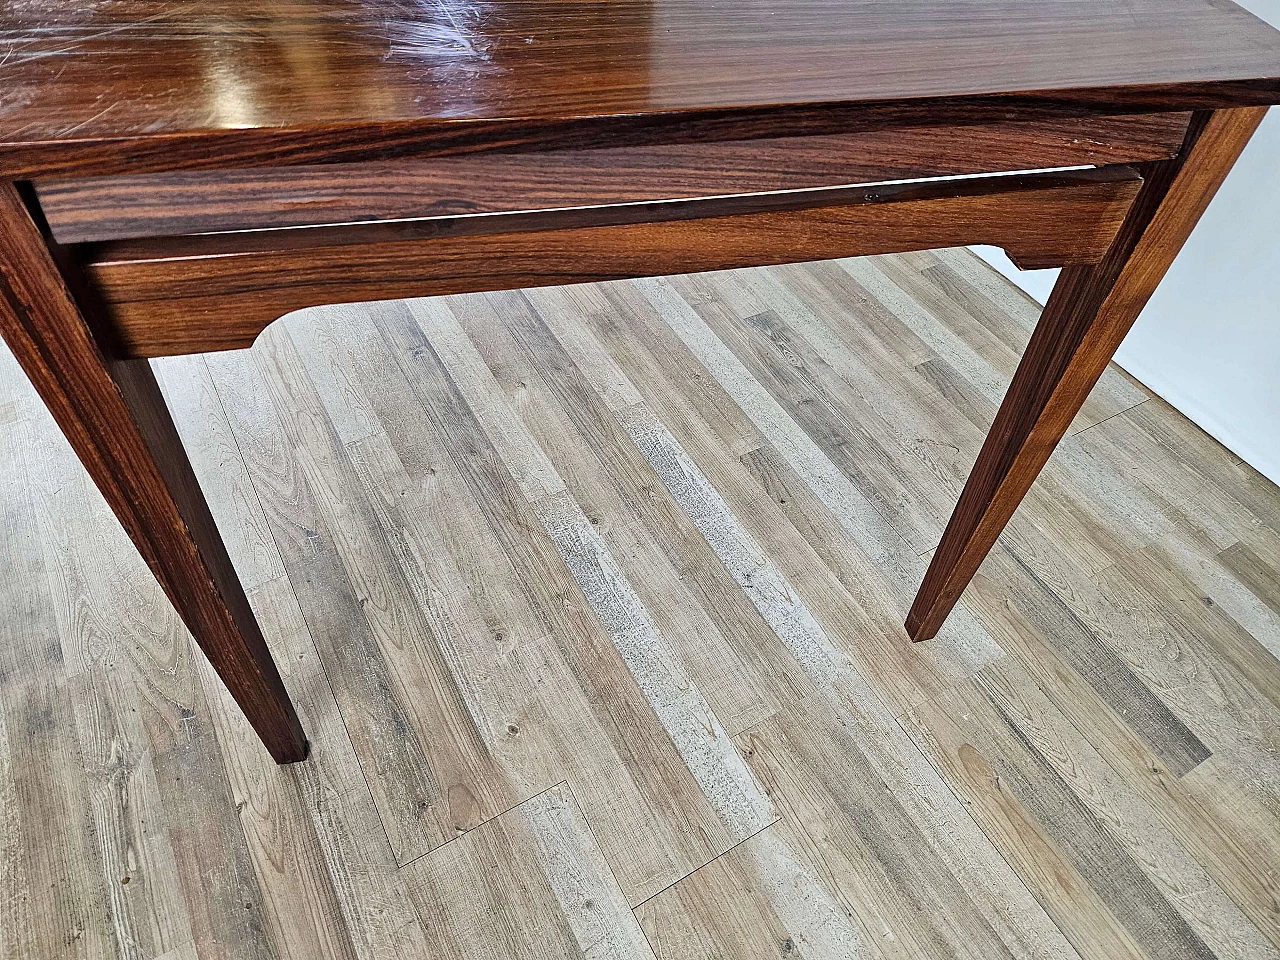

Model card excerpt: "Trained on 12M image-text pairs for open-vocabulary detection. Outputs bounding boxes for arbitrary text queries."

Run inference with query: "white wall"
[972,0,1280,487]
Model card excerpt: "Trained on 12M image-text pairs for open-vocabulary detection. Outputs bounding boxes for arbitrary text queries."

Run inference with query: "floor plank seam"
[626,808,783,915]
[1069,398,1151,439]
[553,776,726,924]
[394,779,580,872]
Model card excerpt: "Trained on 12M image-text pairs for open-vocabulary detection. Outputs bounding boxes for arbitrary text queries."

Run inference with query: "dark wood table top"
[3,0,1280,177]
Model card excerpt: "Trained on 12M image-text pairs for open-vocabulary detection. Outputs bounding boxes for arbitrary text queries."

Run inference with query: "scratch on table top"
[0,9,184,66]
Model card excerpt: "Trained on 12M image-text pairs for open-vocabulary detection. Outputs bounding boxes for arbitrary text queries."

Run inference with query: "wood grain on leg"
[907,107,1268,641]
[0,181,306,763]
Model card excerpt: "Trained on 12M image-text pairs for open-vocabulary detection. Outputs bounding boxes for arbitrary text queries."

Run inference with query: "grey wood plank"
[0,329,35,425]
[1051,417,1232,559]
[141,657,279,960]
[963,549,1280,950]
[230,329,517,864]
[416,294,776,837]
[229,343,443,863]
[19,417,282,960]
[919,248,1150,429]
[631,275,910,562]
[904,669,1221,960]
[550,279,1000,699]
[0,669,121,960]
[205,348,434,960]
[524,282,944,713]
[0,420,119,960]
[0,680,30,960]
[643,702,1080,960]
[748,259,990,518]
[971,660,1277,960]
[520,281,827,714]
[1143,530,1280,667]
[35,480,285,960]
[155,355,286,590]
[286,304,572,765]
[911,354,1000,433]
[733,438,996,699]
[417,294,763,778]
[389,329,758,829]
[997,543,1210,776]
[535,279,939,688]
[478,290,1076,954]
[714,261,979,488]
[448,287,778,737]
[158,355,364,960]
[1218,542,1280,620]
[755,703,1082,960]
[1092,548,1280,798]
[371,297,772,904]
[1120,399,1280,545]
[863,253,1147,433]
[628,274,1002,670]
[1118,543,1280,718]
[841,256,1017,413]
[19,414,197,960]
[244,577,431,960]
[291,300,725,907]
[66,669,195,960]
[909,249,1043,353]
[965,453,1280,804]
[676,285,940,551]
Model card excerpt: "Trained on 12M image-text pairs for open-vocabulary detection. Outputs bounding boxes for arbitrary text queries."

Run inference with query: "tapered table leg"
[0,182,307,763]
[907,107,1268,641]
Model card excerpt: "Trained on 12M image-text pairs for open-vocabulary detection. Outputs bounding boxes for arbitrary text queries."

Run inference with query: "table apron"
[74,165,1143,358]
[32,112,1190,245]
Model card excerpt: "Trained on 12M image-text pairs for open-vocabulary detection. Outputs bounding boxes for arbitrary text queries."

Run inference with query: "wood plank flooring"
[2,248,1278,960]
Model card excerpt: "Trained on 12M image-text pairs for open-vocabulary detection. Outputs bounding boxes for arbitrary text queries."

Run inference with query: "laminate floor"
[2,249,1278,960]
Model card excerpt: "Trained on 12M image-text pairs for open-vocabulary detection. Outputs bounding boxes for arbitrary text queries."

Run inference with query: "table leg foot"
[907,107,1267,642]
[0,182,306,763]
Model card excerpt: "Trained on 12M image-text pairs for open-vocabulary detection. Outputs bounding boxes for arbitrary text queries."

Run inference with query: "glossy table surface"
[3,0,1280,177]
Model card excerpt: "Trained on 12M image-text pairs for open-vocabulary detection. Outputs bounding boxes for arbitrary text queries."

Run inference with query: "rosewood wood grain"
[80,168,1142,359]
[905,107,1268,641]
[0,181,307,763]
[34,114,1191,244]
[2,1,1279,179]
[86,167,1144,262]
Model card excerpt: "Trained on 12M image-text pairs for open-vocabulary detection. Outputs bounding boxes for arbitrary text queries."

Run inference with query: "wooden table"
[2,1,1278,764]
